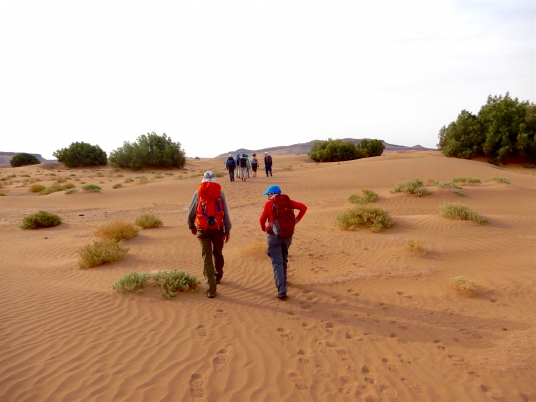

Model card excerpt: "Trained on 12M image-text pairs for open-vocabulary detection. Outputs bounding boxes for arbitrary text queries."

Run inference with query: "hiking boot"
[206,291,215,298]
[277,293,287,300]
[216,279,221,284]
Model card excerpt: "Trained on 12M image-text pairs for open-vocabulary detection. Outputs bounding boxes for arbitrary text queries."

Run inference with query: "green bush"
[151,270,198,299]
[0,192,6,196]
[452,177,480,184]
[38,185,66,195]
[109,132,186,170]
[53,142,107,167]
[452,190,465,197]
[348,189,378,204]
[124,177,134,183]
[81,184,101,192]
[486,177,511,184]
[135,213,163,229]
[63,182,75,189]
[112,271,152,294]
[437,182,461,189]
[65,189,78,194]
[334,205,394,232]
[78,239,130,269]
[357,139,385,157]
[308,138,367,162]
[10,153,41,167]
[523,164,535,169]
[439,202,487,225]
[20,211,62,229]
[438,93,536,164]
[390,179,432,196]
[113,183,122,189]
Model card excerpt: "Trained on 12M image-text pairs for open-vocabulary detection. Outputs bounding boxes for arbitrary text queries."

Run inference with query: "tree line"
[308,138,385,162]
[438,93,536,164]
[10,132,186,169]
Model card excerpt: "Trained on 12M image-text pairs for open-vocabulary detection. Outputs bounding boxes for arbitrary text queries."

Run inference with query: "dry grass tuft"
[486,177,511,184]
[29,184,46,193]
[335,205,394,233]
[151,270,198,299]
[95,220,139,242]
[135,213,163,229]
[348,189,379,204]
[239,241,268,258]
[405,239,427,257]
[450,276,477,297]
[20,211,62,229]
[78,239,130,269]
[439,202,488,225]
[390,179,431,196]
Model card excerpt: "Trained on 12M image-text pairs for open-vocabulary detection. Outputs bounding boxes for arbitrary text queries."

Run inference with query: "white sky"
[1,0,534,159]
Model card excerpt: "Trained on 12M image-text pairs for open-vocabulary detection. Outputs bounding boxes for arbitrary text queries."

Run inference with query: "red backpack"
[270,194,295,239]
[195,182,225,230]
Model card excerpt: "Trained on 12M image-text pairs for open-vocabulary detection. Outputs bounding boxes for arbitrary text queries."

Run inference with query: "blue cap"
[263,185,281,195]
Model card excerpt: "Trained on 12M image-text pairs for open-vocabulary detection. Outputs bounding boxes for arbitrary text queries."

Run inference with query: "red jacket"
[259,196,307,232]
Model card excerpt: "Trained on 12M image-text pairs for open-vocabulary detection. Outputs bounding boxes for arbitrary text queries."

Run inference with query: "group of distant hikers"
[188,170,306,300]
[224,152,273,182]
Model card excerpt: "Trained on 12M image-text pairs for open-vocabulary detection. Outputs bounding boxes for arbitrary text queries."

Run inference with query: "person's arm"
[259,200,272,232]
[221,191,232,237]
[187,191,199,233]
[291,200,307,223]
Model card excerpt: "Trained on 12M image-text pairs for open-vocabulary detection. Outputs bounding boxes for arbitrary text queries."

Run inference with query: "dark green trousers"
[197,229,225,294]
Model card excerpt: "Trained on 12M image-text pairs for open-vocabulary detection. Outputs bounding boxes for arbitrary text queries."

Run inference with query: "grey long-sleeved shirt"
[187,190,232,234]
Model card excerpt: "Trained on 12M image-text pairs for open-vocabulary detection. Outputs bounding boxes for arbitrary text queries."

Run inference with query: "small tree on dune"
[10,153,41,167]
[53,142,107,167]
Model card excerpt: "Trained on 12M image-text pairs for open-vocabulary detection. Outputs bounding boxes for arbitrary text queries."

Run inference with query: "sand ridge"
[0,152,535,401]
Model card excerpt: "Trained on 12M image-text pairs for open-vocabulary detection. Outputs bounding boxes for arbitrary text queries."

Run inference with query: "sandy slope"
[0,152,535,402]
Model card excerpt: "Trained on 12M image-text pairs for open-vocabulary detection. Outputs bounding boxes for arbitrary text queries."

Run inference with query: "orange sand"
[0,152,534,401]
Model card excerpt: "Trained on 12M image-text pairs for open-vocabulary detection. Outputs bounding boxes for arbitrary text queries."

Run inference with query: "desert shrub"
[405,239,427,257]
[153,175,164,179]
[452,190,465,197]
[348,189,379,204]
[113,183,122,189]
[334,205,394,232]
[151,270,198,299]
[10,153,41,167]
[38,185,66,195]
[78,239,130,269]
[20,211,62,229]
[134,213,163,229]
[523,164,535,168]
[438,182,461,189]
[439,202,488,225]
[453,177,479,184]
[357,139,385,157]
[81,184,101,192]
[450,276,477,297]
[109,132,186,170]
[214,171,225,177]
[29,184,46,193]
[53,142,107,167]
[0,192,6,196]
[65,189,78,194]
[20,174,30,177]
[112,271,152,294]
[55,178,67,183]
[95,220,139,242]
[63,182,75,189]
[124,177,134,183]
[390,179,432,196]
[239,241,268,258]
[427,179,439,186]
[308,138,368,162]
[135,176,148,185]
[486,177,511,184]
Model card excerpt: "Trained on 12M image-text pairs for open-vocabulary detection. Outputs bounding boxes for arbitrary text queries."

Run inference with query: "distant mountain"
[0,152,57,165]
[217,139,436,157]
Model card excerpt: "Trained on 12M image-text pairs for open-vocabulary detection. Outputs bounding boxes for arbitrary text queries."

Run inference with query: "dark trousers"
[228,167,235,181]
[267,234,292,295]
[197,229,225,294]
[265,163,272,176]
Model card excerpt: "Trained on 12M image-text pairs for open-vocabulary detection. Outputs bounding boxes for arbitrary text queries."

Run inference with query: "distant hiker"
[250,153,258,177]
[235,154,241,179]
[239,153,249,181]
[225,154,236,182]
[259,185,307,300]
[264,152,273,177]
[188,171,232,298]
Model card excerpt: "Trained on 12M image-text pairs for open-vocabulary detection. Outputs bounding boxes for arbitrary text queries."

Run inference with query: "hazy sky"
[1,0,534,159]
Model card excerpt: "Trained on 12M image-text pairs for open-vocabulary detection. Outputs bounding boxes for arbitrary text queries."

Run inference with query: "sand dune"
[0,152,535,401]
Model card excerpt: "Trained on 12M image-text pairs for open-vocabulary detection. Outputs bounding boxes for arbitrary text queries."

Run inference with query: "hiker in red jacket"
[188,171,232,298]
[259,185,307,300]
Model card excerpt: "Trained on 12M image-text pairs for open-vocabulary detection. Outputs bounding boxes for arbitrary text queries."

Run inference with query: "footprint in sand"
[277,327,293,339]
[467,371,481,377]
[213,309,228,318]
[399,325,408,330]
[297,349,310,364]
[480,385,508,402]
[364,376,375,385]
[347,288,360,297]
[401,377,422,393]
[286,310,300,321]
[288,371,309,390]
[322,321,335,333]
[213,348,231,370]
[189,373,205,398]
[448,354,468,369]
[520,393,536,402]
[381,357,400,374]
[380,385,399,402]
[335,347,347,356]
[398,354,412,364]
[338,374,355,394]
[361,365,370,374]
[299,301,312,309]
[196,325,208,337]
[396,291,415,300]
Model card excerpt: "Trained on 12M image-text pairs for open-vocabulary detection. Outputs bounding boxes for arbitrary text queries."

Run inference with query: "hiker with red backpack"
[188,171,232,298]
[259,185,307,300]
